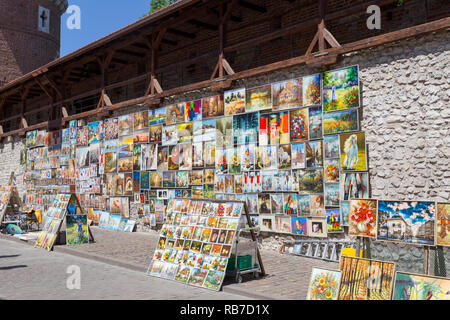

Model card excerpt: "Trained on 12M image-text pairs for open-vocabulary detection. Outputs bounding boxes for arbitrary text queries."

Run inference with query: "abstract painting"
[338,256,395,300]
[393,272,450,300]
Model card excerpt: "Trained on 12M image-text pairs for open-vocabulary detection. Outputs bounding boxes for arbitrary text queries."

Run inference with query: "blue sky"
[60,0,150,57]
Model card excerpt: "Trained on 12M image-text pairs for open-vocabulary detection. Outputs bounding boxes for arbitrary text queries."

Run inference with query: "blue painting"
[377,200,435,245]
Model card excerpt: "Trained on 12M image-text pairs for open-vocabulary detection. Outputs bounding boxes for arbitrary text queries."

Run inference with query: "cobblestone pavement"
[54,227,340,299]
[0,238,248,300]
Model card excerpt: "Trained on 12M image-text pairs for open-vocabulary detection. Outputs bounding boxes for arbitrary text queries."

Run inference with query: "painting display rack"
[0,185,22,226]
[147,198,265,291]
[282,240,357,262]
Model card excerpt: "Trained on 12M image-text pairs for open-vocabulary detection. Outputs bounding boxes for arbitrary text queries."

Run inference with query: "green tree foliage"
[143,0,176,17]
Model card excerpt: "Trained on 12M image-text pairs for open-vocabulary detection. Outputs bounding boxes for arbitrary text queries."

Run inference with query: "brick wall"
[0,0,64,83]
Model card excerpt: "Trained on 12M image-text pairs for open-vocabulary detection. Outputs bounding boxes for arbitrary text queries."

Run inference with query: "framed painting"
[393,272,450,300]
[306,268,341,300]
[202,95,224,119]
[216,116,233,148]
[308,106,323,140]
[166,103,185,125]
[289,108,308,143]
[338,256,395,300]
[324,159,340,183]
[291,217,307,236]
[323,109,359,135]
[302,74,321,106]
[339,132,367,171]
[297,194,310,216]
[324,183,339,207]
[233,112,258,145]
[436,203,450,246]
[323,135,340,159]
[305,140,323,168]
[340,172,369,201]
[298,169,324,194]
[104,118,119,140]
[274,216,292,234]
[377,200,435,245]
[185,100,202,122]
[349,199,377,238]
[177,122,193,143]
[323,65,360,112]
[118,114,133,136]
[149,106,166,125]
[325,208,343,233]
[134,111,149,131]
[245,85,272,112]
[308,218,327,238]
[224,88,245,116]
[162,125,178,146]
[66,215,89,245]
[272,78,302,111]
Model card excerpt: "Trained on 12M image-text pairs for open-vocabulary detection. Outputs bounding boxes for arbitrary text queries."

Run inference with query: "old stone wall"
[0,29,448,276]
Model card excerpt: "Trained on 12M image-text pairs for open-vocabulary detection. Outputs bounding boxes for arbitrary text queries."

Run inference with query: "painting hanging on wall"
[149,106,166,125]
[291,143,305,169]
[308,106,323,140]
[303,74,321,106]
[324,135,340,159]
[377,200,435,245]
[246,85,272,112]
[325,208,342,233]
[306,268,341,300]
[436,202,450,247]
[185,100,202,122]
[349,199,377,238]
[308,218,327,238]
[392,272,450,300]
[338,256,395,300]
[324,159,340,183]
[339,132,367,171]
[291,217,307,236]
[202,95,224,119]
[224,88,246,116]
[340,172,369,201]
[166,103,185,125]
[289,108,308,142]
[323,109,358,135]
[118,114,133,136]
[323,65,359,112]
[272,78,302,111]
[299,169,323,194]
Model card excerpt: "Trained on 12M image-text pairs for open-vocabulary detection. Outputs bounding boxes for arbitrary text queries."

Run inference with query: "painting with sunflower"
[306,268,341,300]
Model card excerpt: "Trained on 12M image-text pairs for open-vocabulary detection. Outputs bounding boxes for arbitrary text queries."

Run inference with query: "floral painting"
[306,268,341,300]
[339,256,395,300]
[323,109,358,135]
[303,74,321,106]
[349,199,377,238]
[289,108,308,143]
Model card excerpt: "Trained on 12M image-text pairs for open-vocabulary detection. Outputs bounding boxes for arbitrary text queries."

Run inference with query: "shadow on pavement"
[0,255,21,259]
[0,265,27,270]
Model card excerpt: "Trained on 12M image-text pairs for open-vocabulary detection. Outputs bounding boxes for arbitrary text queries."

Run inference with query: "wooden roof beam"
[167,28,196,39]
[238,0,267,13]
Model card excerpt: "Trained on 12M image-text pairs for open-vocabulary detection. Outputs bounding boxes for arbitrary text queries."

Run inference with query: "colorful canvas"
[118,114,133,136]
[245,85,272,112]
[326,208,342,233]
[66,214,89,245]
[202,95,224,119]
[303,74,321,106]
[306,268,341,300]
[105,118,119,140]
[134,111,149,131]
[324,159,340,183]
[306,140,323,168]
[349,199,377,238]
[289,108,308,142]
[323,65,359,112]
[393,272,450,300]
[340,132,367,171]
[308,106,322,140]
[323,109,358,135]
[149,107,166,125]
[233,112,258,145]
[291,217,307,235]
[338,256,395,300]
[298,169,323,194]
[436,203,450,246]
[224,88,245,115]
[185,100,202,122]
[340,172,369,200]
[166,104,185,125]
[324,135,340,158]
[269,112,290,145]
[149,124,163,143]
[272,78,302,110]
[377,200,435,245]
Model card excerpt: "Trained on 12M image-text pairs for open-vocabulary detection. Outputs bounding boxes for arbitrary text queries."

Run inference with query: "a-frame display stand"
[0,185,22,225]
[147,198,265,292]
[34,193,93,251]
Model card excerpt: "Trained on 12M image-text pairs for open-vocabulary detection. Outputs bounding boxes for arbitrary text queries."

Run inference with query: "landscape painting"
[393,272,450,300]
[272,78,302,110]
[66,214,89,245]
[338,256,395,300]
[377,200,435,245]
[245,85,272,112]
[323,109,358,135]
[224,88,246,115]
[323,65,359,112]
[306,268,341,300]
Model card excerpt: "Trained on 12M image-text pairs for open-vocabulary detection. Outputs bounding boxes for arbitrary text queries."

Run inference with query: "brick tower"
[0,0,68,86]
